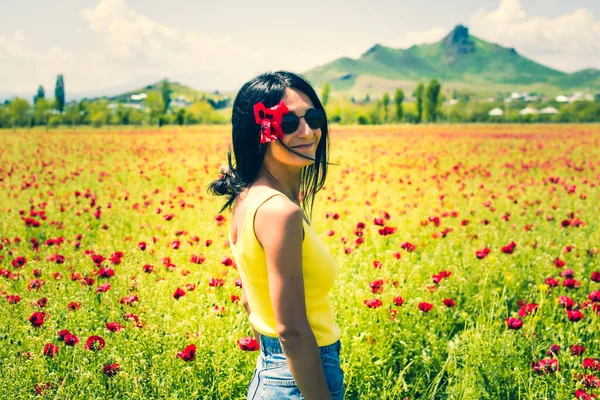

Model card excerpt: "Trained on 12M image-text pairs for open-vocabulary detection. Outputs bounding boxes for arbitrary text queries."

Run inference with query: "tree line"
[1,75,598,129]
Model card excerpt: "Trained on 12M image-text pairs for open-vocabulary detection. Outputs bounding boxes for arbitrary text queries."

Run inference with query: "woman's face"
[265,87,322,168]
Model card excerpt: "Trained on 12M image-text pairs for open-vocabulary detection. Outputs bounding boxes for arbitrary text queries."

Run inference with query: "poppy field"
[2,124,600,400]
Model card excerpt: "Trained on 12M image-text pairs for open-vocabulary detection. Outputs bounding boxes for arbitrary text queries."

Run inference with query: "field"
[1,124,600,400]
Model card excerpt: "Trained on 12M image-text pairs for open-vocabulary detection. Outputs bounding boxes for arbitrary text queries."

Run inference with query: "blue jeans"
[246,334,345,400]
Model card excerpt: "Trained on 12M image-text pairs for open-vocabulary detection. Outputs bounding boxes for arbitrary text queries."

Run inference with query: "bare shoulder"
[254,193,303,249]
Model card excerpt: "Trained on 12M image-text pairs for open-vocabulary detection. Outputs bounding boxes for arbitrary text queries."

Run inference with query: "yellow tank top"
[229,188,341,347]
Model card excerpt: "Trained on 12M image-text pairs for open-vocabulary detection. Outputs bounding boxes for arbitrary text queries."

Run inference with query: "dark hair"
[207,70,334,221]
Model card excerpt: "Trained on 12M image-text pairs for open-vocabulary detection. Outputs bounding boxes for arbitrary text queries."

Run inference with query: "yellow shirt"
[229,188,341,347]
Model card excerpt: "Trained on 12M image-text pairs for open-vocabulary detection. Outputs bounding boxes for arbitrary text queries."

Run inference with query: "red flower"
[418,302,433,313]
[364,299,383,308]
[567,310,584,322]
[58,329,71,341]
[106,322,124,332]
[531,358,559,375]
[369,279,384,294]
[583,358,600,370]
[68,302,81,311]
[563,278,581,289]
[12,256,27,268]
[173,287,186,300]
[84,336,105,351]
[29,311,47,328]
[253,101,289,144]
[103,363,120,376]
[401,242,416,252]
[43,343,59,357]
[120,295,139,306]
[393,296,404,306]
[237,336,259,351]
[501,241,517,254]
[547,344,560,356]
[506,317,523,330]
[591,271,600,282]
[138,242,146,251]
[98,267,115,278]
[7,295,21,304]
[231,294,240,303]
[554,258,566,268]
[571,344,586,356]
[143,264,154,273]
[177,344,197,361]
[63,333,79,346]
[443,298,456,307]
[96,283,111,293]
[518,303,538,317]
[190,255,205,264]
[209,278,224,287]
[545,277,559,287]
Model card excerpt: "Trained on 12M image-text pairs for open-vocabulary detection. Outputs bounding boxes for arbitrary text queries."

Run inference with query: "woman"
[208,71,344,400]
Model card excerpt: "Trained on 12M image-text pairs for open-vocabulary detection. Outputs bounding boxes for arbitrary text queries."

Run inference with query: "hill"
[303,25,600,98]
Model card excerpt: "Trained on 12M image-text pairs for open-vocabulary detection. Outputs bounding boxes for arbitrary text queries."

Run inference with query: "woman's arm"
[255,196,333,400]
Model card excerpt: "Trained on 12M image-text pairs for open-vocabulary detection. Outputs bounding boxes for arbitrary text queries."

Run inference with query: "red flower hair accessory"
[253,101,289,144]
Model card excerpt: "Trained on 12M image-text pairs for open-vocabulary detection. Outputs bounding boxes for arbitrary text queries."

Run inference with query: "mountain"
[107,81,224,103]
[303,25,600,98]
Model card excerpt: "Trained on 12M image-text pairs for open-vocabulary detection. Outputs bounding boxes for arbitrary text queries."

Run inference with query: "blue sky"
[1,0,599,96]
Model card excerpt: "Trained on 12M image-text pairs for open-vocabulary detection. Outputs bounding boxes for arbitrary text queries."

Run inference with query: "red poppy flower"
[177,344,197,361]
[571,344,586,356]
[173,287,186,300]
[29,311,47,328]
[103,363,120,376]
[591,272,600,283]
[7,295,21,304]
[583,358,600,370]
[506,317,523,330]
[64,333,79,346]
[369,279,384,294]
[68,302,81,311]
[43,343,59,357]
[567,310,584,322]
[518,303,538,317]
[84,336,105,351]
[418,302,433,313]
[364,299,383,308]
[12,256,27,268]
[120,295,139,306]
[547,344,560,356]
[209,278,224,287]
[253,101,289,144]
[96,283,111,293]
[443,298,456,307]
[237,336,259,351]
[531,358,559,375]
[501,241,517,254]
[138,242,147,251]
[106,322,124,332]
[393,296,404,306]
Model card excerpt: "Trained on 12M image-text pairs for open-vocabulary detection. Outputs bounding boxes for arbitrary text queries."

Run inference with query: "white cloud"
[383,0,600,73]
[469,0,600,72]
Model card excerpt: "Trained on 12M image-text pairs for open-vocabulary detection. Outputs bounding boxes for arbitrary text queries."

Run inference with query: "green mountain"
[303,25,600,98]
[108,81,225,103]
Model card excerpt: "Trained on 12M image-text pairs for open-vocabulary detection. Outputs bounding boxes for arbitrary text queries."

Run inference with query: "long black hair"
[207,70,333,221]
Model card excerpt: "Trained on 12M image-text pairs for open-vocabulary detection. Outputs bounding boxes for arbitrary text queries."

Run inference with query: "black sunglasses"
[281,108,326,134]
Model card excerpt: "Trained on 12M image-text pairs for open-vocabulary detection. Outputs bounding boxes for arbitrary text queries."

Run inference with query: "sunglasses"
[280,108,326,134]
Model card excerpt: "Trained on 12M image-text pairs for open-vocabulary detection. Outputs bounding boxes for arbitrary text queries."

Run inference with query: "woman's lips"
[292,142,314,149]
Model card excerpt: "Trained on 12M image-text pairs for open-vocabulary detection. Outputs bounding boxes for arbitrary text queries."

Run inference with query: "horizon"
[1,0,599,98]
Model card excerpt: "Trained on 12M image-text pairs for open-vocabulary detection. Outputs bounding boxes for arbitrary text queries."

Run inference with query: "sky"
[1,0,599,97]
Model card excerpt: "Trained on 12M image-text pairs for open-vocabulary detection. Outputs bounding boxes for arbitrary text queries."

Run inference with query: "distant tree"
[424,79,442,122]
[9,98,30,128]
[161,79,172,113]
[34,98,52,126]
[381,92,390,122]
[145,92,165,126]
[55,74,65,113]
[364,93,371,103]
[394,89,405,122]
[414,83,424,123]
[175,108,186,125]
[34,85,45,105]
[321,82,331,107]
[64,105,80,126]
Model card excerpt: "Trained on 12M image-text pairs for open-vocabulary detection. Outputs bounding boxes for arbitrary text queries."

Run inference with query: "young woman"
[208,71,344,400]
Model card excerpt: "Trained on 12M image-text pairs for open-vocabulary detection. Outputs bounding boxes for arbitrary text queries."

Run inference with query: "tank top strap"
[244,188,304,248]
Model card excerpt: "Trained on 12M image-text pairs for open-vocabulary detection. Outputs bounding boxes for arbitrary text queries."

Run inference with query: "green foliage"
[424,79,442,122]
[381,93,390,122]
[34,98,52,126]
[8,98,30,128]
[394,89,405,122]
[321,82,331,107]
[34,85,45,105]
[145,92,165,126]
[414,83,424,123]
[161,79,172,113]
[55,74,65,113]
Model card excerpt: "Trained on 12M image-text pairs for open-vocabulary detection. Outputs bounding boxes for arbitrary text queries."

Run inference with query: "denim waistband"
[259,334,341,355]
